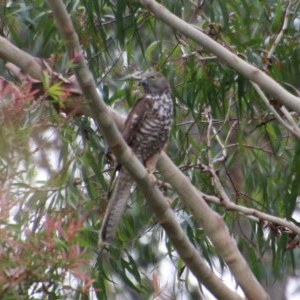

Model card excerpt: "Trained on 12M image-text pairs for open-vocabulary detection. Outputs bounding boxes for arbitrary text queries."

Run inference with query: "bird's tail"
[99,169,133,244]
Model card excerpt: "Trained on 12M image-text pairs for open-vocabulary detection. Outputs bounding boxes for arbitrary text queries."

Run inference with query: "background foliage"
[1,0,300,299]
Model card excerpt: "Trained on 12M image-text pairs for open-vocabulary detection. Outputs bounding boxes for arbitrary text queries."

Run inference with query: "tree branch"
[252,82,300,139]
[263,0,297,72]
[0,37,43,80]
[157,153,270,300]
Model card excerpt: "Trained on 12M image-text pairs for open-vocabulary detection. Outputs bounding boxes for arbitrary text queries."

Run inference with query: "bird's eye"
[151,75,157,80]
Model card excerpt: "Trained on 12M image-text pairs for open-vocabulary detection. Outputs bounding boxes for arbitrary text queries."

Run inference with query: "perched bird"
[99,71,174,244]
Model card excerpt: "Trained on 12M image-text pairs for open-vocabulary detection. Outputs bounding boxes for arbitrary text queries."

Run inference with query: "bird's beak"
[138,76,147,87]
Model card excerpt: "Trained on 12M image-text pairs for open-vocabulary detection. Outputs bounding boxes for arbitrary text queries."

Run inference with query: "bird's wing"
[122,96,149,146]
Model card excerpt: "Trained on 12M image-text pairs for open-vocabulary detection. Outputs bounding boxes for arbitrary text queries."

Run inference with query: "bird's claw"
[148,172,157,185]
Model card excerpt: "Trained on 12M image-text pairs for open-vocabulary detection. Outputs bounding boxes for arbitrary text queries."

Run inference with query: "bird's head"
[140,71,170,95]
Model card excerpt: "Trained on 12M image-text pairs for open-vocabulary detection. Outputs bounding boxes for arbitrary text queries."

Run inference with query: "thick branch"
[157,154,270,300]
[0,37,43,80]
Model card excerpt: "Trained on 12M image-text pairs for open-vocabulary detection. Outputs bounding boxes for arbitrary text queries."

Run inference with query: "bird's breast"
[133,93,173,162]
[152,93,173,118]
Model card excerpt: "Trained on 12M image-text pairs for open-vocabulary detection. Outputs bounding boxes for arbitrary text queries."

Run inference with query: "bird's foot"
[145,154,159,185]
[148,171,157,185]
[149,173,158,185]
[164,196,173,205]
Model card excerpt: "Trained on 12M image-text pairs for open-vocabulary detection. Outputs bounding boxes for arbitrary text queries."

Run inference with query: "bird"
[99,71,174,244]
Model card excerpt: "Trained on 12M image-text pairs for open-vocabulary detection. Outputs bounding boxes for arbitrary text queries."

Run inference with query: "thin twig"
[251,82,300,139]
[199,191,300,236]
[264,0,298,72]
[203,108,232,202]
